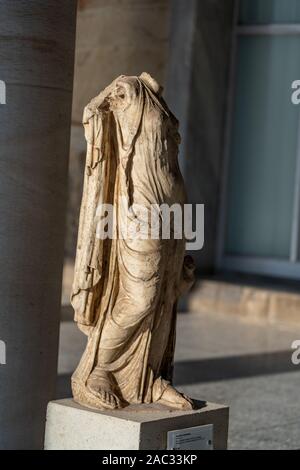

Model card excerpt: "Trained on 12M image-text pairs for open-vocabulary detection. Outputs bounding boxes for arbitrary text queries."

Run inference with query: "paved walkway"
[57,309,300,450]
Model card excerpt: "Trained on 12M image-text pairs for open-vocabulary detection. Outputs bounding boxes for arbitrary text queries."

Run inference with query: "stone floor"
[57,309,300,450]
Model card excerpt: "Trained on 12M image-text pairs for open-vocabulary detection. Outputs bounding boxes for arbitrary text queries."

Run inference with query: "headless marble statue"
[71,73,195,410]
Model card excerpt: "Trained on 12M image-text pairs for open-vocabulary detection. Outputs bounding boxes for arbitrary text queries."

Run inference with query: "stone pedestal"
[44,399,229,450]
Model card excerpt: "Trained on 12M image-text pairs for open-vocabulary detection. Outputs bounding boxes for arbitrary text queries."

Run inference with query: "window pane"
[239,0,300,24]
[225,36,300,259]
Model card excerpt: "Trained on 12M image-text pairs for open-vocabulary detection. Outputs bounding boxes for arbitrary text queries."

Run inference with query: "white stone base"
[44,399,229,450]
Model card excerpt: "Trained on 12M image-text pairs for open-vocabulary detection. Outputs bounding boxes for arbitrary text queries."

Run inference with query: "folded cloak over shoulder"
[70,73,192,406]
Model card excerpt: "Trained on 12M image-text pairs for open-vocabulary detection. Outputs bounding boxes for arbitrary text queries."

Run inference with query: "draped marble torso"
[71,73,195,410]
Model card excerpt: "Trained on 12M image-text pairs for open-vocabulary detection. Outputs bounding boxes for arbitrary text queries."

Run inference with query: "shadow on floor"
[174,350,299,385]
[56,374,72,399]
[55,374,72,400]
[57,349,299,398]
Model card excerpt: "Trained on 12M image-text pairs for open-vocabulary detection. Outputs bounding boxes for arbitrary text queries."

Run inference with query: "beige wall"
[73,0,170,123]
[63,0,170,301]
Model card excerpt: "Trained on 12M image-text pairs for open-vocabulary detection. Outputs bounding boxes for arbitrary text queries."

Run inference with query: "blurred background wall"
[165,0,234,271]
[63,0,300,324]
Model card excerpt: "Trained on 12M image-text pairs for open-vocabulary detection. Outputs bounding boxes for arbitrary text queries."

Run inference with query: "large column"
[0,1,77,449]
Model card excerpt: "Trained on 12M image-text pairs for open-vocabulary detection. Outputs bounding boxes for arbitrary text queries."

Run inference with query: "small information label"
[167,424,213,450]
